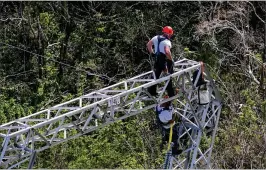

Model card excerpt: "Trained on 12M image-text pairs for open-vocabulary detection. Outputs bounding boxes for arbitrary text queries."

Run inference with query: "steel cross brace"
[165,68,222,169]
[0,58,222,169]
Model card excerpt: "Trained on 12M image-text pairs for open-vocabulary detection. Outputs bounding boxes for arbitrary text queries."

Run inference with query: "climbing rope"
[164,123,174,169]
[167,123,174,151]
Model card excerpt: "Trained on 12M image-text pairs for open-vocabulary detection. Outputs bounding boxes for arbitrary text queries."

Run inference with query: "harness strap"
[156,35,167,56]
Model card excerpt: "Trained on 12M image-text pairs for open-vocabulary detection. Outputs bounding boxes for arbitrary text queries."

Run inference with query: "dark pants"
[162,124,179,153]
[148,53,175,97]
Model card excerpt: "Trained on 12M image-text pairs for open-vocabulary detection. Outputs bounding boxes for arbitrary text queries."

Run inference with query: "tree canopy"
[0,1,266,168]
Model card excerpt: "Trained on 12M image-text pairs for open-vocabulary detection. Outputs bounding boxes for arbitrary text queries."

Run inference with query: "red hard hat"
[162,26,174,35]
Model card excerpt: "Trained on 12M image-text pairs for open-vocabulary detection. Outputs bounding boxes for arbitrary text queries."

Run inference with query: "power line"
[0,42,110,80]
[4,70,35,78]
[0,70,36,84]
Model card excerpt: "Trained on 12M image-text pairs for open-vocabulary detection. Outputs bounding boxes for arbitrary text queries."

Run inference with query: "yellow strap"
[167,123,174,151]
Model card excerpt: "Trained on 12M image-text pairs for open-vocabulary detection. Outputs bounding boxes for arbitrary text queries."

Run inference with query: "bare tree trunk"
[58,1,75,81]
[37,19,43,79]
[261,1,266,99]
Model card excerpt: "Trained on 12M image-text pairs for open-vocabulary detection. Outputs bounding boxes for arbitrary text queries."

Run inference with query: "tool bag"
[198,83,210,105]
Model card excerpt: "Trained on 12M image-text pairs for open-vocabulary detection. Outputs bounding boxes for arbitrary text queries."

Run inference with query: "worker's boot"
[172,147,183,156]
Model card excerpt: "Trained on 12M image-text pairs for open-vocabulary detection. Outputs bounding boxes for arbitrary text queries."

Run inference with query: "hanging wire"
[0,70,36,84]
[0,41,110,80]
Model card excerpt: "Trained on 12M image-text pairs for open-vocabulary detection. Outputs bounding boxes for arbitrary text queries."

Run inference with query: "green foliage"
[262,100,266,121]
[0,95,28,123]
[255,53,263,62]
[0,1,266,169]
[36,113,163,169]
[213,86,266,168]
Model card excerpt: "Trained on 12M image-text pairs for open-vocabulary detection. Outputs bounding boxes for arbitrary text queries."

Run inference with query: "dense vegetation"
[0,1,266,168]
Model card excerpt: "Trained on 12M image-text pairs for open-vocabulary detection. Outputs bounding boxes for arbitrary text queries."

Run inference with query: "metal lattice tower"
[0,58,222,169]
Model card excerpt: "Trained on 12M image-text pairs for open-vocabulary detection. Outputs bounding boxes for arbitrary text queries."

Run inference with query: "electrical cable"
[0,41,110,80]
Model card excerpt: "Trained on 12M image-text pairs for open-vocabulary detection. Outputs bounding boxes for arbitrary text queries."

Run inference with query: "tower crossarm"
[0,58,219,168]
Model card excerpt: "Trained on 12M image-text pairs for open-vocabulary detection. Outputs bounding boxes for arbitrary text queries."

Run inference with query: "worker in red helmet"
[147,26,175,97]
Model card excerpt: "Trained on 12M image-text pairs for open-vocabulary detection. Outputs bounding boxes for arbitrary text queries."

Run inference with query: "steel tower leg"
[28,151,37,169]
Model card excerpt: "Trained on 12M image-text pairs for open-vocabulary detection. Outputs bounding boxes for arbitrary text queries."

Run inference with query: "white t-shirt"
[151,35,172,54]
[157,105,175,129]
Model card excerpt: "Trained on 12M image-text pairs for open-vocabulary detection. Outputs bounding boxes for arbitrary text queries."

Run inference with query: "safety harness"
[155,35,167,57]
